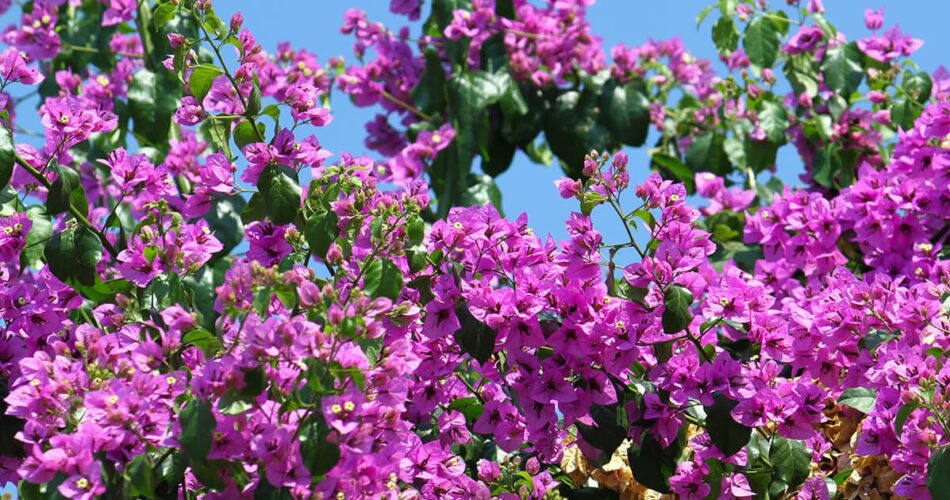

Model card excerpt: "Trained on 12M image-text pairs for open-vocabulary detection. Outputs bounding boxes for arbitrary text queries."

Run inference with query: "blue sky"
[208,0,950,244]
[2,1,949,244]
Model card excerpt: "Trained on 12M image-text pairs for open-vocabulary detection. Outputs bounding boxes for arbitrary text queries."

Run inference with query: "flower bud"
[167,33,185,49]
[230,12,244,32]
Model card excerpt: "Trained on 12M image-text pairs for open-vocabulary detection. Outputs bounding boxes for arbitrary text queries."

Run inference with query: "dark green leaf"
[245,76,262,117]
[459,173,503,213]
[207,117,234,157]
[904,70,933,104]
[203,194,244,256]
[704,392,752,457]
[544,89,615,178]
[0,125,13,190]
[447,396,484,422]
[178,400,215,461]
[241,192,267,224]
[233,120,263,151]
[44,226,101,287]
[300,416,340,477]
[712,17,739,53]
[47,166,81,216]
[496,0,515,18]
[651,153,696,193]
[575,404,627,465]
[181,327,222,357]
[859,329,899,351]
[258,165,301,225]
[454,303,498,364]
[627,433,683,493]
[927,446,950,499]
[73,226,102,287]
[21,206,53,269]
[838,387,877,413]
[411,50,447,113]
[685,132,730,177]
[129,70,180,145]
[304,210,339,260]
[744,17,779,68]
[598,79,650,147]
[662,285,693,334]
[821,42,864,97]
[125,454,156,499]
[363,258,403,301]
[894,402,921,436]
[758,100,788,144]
[769,436,810,491]
[152,3,177,30]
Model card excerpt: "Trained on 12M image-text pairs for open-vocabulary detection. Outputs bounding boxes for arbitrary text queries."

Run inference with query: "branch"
[15,156,119,259]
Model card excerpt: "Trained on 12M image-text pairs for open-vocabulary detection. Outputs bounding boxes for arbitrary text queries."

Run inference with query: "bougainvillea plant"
[0,0,947,498]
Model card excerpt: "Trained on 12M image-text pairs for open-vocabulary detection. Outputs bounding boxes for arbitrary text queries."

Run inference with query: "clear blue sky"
[209,0,950,243]
[3,1,950,244]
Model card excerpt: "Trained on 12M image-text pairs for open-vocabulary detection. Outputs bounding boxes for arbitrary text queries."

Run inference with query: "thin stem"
[61,42,143,60]
[381,89,432,121]
[15,156,119,258]
[194,12,267,144]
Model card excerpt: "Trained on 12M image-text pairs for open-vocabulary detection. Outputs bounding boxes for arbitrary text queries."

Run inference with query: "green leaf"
[129,69,180,145]
[152,3,177,30]
[627,433,682,493]
[454,303,498,364]
[696,5,716,27]
[662,285,693,334]
[0,125,13,190]
[894,402,921,436]
[838,387,877,413]
[21,206,53,269]
[412,50,447,113]
[769,436,810,492]
[723,136,747,169]
[241,192,267,224]
[233,120,263,151]
[304,210,339,260]
[245,76,262,117]
[651,153,696,193]
[181,327,222,357]
[712,17,739,53]
[363,258,403,301]
[904,70,933,104]
[812,145,839,188]
[575,404,627,465]
[685,132,730,177]
[859,329,899,351]
[758,100,788,144]
[203,194,244,256]
[258,165,301,225]
[299,416,340,477]
[125,454,156,499]
[447,396,484,422]
[74,226,102,287]
[496,0,516,19]
[44,226,101,287]
[544,88,615,178]
[927,446,950,500]
[459,173,503,213]
[821,42,864,98]
[178,400,215,461]
[744,17,779,68]
[704,392,752,457]
[598,78,650,147]
[47,166,81,216]
[207,116,234,157]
